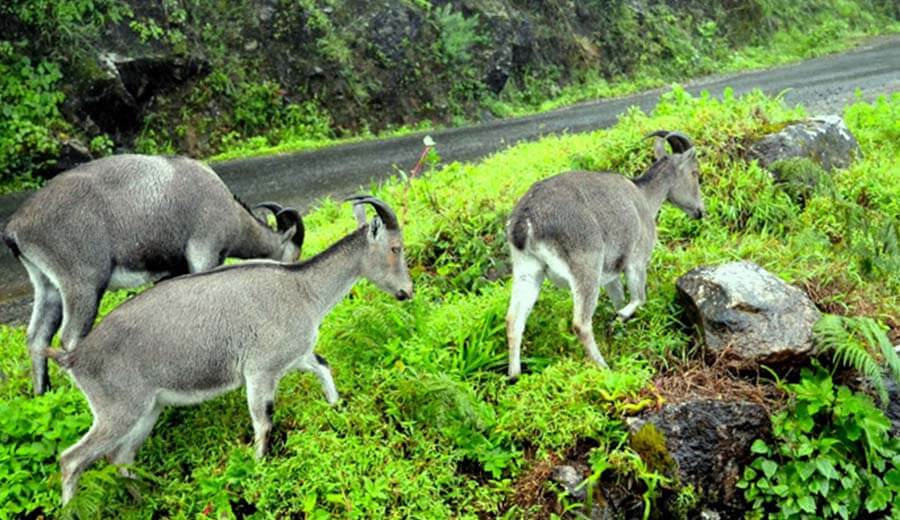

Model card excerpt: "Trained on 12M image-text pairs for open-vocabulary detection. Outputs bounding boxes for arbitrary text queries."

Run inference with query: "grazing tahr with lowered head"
[43,195,411,505]
[0,154,304,396]
[505,131,704,378]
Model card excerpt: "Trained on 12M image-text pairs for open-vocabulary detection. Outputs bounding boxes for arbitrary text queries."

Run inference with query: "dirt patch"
[508,450,560,518]
[802,276,881,318]
[802,275,900,344]
[652,349,786,414]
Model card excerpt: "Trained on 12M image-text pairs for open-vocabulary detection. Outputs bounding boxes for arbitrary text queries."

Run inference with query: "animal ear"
[353,204,368,228]
[653,137,668,160]
[279,220,305,250]
[368,216,383,240]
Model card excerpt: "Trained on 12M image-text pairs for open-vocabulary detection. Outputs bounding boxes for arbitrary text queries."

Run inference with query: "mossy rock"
[628,399,771,516]
[768,157,833,206]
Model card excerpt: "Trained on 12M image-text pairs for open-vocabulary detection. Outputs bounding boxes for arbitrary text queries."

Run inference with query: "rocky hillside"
[1,0,897,181]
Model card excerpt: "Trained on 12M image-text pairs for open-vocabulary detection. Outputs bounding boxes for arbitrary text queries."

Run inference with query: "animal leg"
[21,259,62,395]
[617,264,647,322]
[58,277,105,352]
[60,407,142,505]
[107,402,163,473]
[604,277,626,311]
[505,252,545,381]
[297,353,339,405]
[572,271,608,369]
[245,374,279,458]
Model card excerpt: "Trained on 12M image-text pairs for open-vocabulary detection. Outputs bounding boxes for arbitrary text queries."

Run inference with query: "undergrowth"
[0,89,898,518]
[739,365,900,519]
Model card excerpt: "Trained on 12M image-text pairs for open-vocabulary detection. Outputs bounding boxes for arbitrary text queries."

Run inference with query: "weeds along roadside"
[0,88,898,517]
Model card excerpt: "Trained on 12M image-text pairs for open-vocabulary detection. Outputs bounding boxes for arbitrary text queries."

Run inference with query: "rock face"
[77,53,210,141]
[749,115,861,173]
[677,261,820,367]
[628,399,771,515]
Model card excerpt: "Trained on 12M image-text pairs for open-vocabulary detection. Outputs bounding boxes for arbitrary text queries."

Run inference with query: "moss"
[630,422,678,480]
[770,157,833,206]
[755,119,800,138]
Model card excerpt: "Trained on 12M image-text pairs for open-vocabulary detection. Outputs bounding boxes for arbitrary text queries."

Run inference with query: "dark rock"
[677,261,820,367]
[43,139,92,179]
[367,5,422,68]
[628,399,770,515]
[749,115,861,173]
[78,53,209,140]
[355,4,426,127]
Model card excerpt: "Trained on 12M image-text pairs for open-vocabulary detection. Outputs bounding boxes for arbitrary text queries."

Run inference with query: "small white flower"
[423,135,435,147]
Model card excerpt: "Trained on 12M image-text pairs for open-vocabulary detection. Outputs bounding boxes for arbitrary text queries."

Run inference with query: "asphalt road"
[1,36,899,325]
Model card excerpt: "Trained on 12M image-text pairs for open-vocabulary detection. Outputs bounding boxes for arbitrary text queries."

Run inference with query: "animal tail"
[42,348,75,370]
[509,213,530,251]
[1,229,21,259]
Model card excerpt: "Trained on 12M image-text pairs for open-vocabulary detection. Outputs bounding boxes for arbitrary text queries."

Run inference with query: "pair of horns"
[645,130,694,154]
[344,195,399,230]
[253,202,305,246]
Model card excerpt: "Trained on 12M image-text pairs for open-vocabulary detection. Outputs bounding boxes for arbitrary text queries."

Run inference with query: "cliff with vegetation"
[1,0,897,186]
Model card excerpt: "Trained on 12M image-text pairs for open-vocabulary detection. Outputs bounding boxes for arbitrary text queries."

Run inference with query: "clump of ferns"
[813,314,900,404]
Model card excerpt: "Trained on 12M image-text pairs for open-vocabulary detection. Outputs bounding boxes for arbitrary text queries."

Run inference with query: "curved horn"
[252,201,285,216]
[644,130,693,154]
[664,131,693,154]
[344,194,399,230]
[275,208,305,248]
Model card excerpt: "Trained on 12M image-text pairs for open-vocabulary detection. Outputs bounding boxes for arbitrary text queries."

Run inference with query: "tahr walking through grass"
[42,195,411,505]
[505,131,705,378]
[1,154,304,396]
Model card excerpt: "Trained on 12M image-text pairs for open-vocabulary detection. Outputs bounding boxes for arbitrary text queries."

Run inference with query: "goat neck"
[230,210,283,258]
[632,157,677,220]
[291,226,368,316]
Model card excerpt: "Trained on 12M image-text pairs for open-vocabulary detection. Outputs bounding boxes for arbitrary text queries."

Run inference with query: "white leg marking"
[506,250,545,380]
[618,264,647,321]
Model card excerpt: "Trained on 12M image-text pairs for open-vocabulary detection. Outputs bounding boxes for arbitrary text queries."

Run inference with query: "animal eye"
[391,246,401,254]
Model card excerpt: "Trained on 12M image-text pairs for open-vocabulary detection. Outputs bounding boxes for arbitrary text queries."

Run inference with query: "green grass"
[1,89,899,518]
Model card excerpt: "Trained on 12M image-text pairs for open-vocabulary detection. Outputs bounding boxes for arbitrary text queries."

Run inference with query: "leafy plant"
[0,42,67,184]
[431,4,481,66]
[813,314,900,404]
[738,366,900,519]
[0,390,91,518]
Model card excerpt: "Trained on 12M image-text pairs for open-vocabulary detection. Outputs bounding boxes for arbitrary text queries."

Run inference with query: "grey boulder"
[677,261,820,366]
[749,115,861,173]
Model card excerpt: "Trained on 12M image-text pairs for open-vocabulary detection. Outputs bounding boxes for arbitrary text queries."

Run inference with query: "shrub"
[738,366,900,519]
[0,42,67,185]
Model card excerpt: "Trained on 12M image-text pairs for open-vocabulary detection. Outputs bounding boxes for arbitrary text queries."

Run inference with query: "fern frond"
[813,314,849,352]
[812,314,891,404]
[863,317,900,385]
